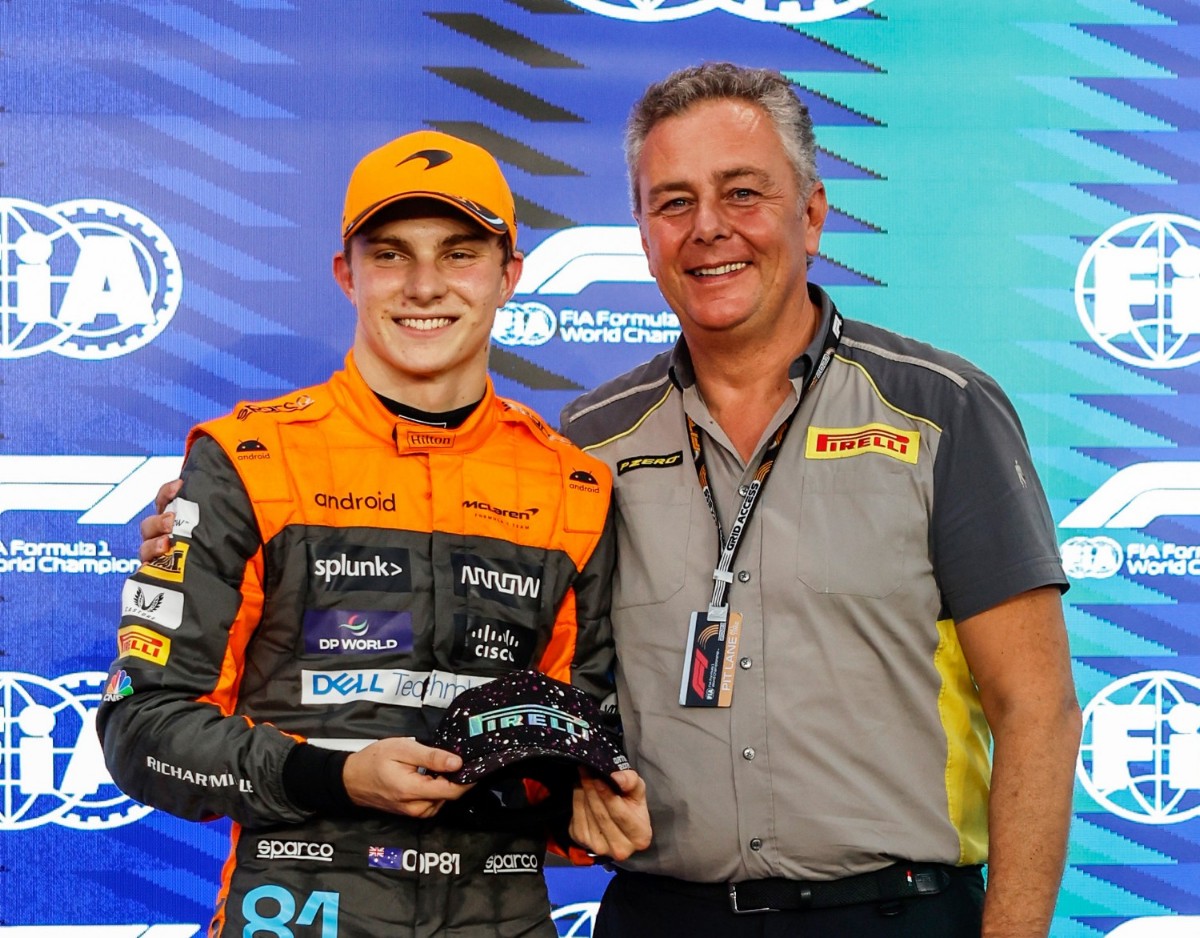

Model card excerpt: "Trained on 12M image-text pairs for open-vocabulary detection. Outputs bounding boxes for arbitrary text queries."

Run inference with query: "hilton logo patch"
[805,424,920,464]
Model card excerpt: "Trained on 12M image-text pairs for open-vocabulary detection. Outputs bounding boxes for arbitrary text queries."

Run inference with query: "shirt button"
[750,838,763,851]
[737,570,751,583]
[738,484,749,497]
[739,657,752,670]
[742,747,756,761]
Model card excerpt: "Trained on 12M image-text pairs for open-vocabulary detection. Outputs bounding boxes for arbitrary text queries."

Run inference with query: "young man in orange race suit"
[98,130,651,938]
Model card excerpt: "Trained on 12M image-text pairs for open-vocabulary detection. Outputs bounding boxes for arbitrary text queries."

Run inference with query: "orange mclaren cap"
[341,130,517,248]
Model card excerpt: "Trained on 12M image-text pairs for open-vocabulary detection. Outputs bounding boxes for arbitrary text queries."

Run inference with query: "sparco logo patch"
[805,424,920,464]
[484,852,540,874]
[309,544,412,593]
[617,451,684,475]
[257,838,334,862]
[452,554,543,609]
[236,394,314,421]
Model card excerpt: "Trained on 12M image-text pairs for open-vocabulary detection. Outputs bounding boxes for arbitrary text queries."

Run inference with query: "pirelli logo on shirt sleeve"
[805,424,920,464]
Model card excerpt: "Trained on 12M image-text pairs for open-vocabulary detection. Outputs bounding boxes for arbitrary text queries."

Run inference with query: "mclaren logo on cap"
[399,149,453,170]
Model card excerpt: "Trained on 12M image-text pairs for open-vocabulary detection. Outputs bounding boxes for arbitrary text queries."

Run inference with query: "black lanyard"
[686,311,842,621]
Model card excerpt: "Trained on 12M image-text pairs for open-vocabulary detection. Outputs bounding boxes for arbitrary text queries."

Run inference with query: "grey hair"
[624,61,820,215]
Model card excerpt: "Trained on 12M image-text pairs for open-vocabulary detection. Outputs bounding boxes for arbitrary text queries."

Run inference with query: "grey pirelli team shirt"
[560,284,1067,885]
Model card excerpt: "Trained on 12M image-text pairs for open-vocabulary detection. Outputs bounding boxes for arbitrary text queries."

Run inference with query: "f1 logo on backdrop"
[0,455,181,524]
[493,227,680,348]
[563,0,874,24]
[0,671,154,830]
[1059,462,1200,530]
[1077,671,1200,824]
[1075,213,1200,369]
[1059,463,1200,581]
[0,197,182,360]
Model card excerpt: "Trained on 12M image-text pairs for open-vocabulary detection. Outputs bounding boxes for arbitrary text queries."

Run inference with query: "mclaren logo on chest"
[805,424,920,464]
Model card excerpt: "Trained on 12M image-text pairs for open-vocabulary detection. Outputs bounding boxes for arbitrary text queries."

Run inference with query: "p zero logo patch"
[452,554,543,610]
[452,614,536,668]
[139,542,189,582]
[617,451,684,475]
[309,544,412,593]
[303,608,414,655]
[118,625,171,665]
[805,424,920,465]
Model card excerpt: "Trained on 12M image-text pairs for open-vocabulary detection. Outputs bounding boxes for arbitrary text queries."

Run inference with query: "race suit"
[97,352,616,938]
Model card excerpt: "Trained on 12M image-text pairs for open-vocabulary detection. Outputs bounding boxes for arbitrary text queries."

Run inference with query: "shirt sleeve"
[568,502,618,709]
[931,369,1068,623]
[96,434,309,828]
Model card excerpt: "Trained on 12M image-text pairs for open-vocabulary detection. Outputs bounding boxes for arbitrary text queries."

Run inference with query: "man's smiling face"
[334,201,521,409]
[635,97,827,347]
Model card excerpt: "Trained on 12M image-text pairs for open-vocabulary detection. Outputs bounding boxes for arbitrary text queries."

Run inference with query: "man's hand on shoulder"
[343,737,473,819]
[139,478,183,562]
[569,767,653,862]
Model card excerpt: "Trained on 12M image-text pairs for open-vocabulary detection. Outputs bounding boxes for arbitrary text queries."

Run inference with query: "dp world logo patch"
[0,197,182,360]
[564,0,874,24]
[1075,213,1200,369]
[1077,670,1200,825]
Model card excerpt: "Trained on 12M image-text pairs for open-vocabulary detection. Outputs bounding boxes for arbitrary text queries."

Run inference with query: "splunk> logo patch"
[805,424,919,464]
[0,197,182,360]
[117,625,171,665]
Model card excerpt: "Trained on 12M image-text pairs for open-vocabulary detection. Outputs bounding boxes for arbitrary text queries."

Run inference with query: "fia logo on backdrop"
[1077,670,1200,824]
[0,197,182,360]
[1075,213,1200,369]
[0,671,153,829]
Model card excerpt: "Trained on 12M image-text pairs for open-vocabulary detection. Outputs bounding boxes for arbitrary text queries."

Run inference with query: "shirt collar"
[668,283,837,391]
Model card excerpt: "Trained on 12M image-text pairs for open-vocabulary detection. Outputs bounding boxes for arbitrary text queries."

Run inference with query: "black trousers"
[594,866,985,938]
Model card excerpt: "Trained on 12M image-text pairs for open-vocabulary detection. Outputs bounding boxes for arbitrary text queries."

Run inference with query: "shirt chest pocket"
[789,464,930,599]
[613,483,694,609]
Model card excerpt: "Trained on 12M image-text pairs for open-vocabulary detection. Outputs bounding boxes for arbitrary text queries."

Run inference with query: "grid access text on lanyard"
[687,311,842,622]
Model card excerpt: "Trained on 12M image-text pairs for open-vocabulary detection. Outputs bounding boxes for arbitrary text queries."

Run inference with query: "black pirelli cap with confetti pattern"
[432,670,631,786]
